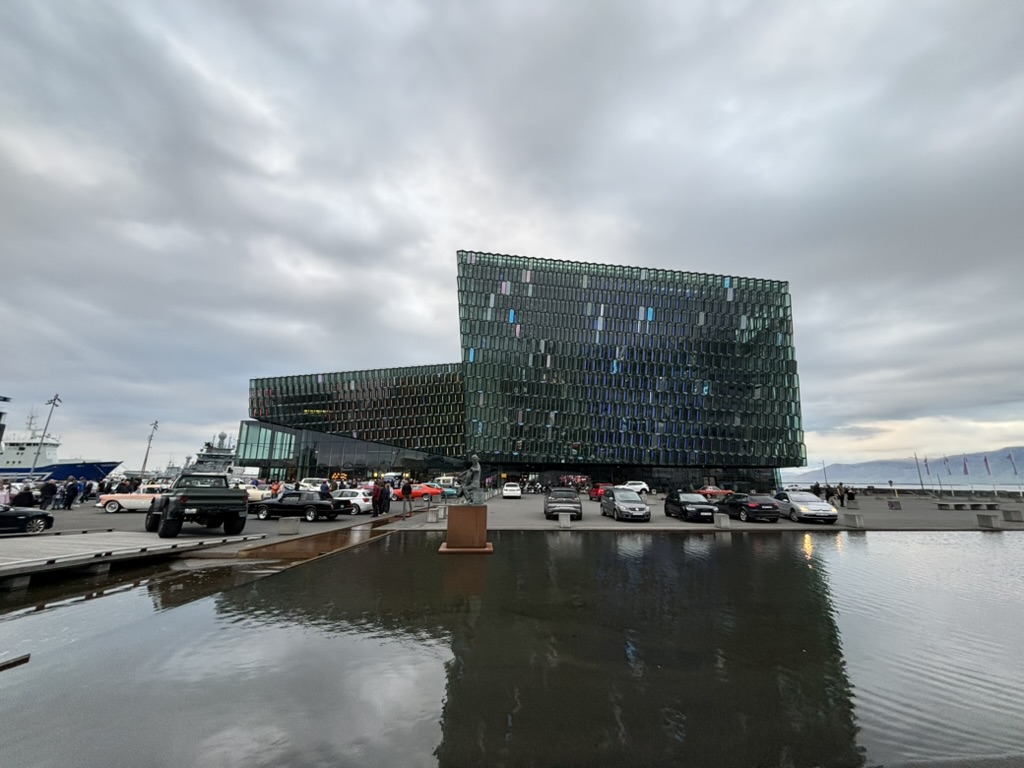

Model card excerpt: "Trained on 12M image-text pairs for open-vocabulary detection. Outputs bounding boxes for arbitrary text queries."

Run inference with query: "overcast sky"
[2,0,1022,473]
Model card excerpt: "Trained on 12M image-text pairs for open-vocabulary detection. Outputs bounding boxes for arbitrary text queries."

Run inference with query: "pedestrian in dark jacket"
[62,476,79,509]
[379,483,392,517]
[39,480,58,510]
[12,487,37,507]
[371,481,382,517]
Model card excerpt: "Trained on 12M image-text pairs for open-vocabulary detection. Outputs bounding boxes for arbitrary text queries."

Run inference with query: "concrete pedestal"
[558,512,571,528]
[427,508,438,523]
[439,504,494,554]
[713,513,731,529]
[278,517,300,535]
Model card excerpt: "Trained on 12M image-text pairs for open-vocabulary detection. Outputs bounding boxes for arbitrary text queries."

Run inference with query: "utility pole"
[29,394,61,480]
[821,459,829,486]
[139,420,159,482]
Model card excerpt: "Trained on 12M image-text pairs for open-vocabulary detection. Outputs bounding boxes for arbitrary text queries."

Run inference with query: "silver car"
[774,491,838,524]
[601,487,651,522]
[543,487,582,520]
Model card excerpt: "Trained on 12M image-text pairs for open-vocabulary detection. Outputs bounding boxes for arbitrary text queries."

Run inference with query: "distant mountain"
[782,447,1024,487]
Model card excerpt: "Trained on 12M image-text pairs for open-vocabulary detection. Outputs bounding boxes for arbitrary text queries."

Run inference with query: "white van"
[433,475,458,487]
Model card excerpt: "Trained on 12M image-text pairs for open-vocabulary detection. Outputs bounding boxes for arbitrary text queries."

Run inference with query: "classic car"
[97,485,170,513]
[249,491,351,521]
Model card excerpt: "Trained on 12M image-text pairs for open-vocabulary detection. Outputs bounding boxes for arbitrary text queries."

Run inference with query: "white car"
[621,480,650,494]
[332,487,374,514]
[502,482,522,499]
[96,485,169,513]
[773,491,838,524]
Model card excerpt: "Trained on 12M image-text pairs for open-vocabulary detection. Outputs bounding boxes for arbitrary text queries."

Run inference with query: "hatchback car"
[718,493,780,523]
[664,490,719,522]
[0,504,55,534]
[502,482,522,499]
[774,491,838,523]
[601,487,651,522]
[332,487,375,514]
[543,487,583,520]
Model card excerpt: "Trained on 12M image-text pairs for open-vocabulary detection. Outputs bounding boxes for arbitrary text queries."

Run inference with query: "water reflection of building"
[214,531,863,766]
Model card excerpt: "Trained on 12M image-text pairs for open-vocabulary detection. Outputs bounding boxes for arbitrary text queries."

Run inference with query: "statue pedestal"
[438,504,493,555]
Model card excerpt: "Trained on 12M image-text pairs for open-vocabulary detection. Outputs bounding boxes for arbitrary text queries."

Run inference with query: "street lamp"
[29,394,61,480]
[139,421,159,481]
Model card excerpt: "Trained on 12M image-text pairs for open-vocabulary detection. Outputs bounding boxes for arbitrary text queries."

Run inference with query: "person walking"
[38,479,58,510]
[401,478,414,518]
[12,484,36,507]
[378,482,392,518]
[62,476,79,509]
[0,481,12,505]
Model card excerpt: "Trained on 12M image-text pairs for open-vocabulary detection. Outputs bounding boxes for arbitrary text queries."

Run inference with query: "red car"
[698,485,734,500]
[391,483,444,501]
[588,483,614,502]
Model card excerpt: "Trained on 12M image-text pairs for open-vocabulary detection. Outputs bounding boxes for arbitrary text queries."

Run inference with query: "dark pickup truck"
[146,473,249,538]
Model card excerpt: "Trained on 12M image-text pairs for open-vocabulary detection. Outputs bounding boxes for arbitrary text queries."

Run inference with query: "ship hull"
[0,460,122,483]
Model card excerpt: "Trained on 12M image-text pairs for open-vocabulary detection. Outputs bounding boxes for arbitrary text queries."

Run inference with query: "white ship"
[0,414,122,482]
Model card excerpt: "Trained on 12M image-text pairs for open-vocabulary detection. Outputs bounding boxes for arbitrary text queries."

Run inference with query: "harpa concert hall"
[238,250,806,490]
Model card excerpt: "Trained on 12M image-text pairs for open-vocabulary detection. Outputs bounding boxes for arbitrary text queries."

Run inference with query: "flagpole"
[821,459,829,486]
[914,453,926,495]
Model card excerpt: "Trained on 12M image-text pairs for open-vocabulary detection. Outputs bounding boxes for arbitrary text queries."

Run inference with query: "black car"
[664,490,719,522]
[543,487,583,520]
[718,493,780,523]
[0,504,55,534]
[249,491,351,522]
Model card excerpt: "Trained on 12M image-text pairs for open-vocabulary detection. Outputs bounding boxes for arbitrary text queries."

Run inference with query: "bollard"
[713,512,731,529]
[439,505,447,520]
[278,517,300,535]
[427,508,438,523]
[843,512,865,528]
[558,512,571,528]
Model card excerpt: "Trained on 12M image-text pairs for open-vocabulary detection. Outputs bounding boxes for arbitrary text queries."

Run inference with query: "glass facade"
[241,251,805,488]
[457,251,804,470]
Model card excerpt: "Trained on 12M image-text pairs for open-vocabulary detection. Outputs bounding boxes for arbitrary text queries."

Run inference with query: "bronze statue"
[456,454,484,504]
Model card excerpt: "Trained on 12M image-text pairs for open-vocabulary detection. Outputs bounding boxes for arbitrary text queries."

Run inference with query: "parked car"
[718,493,780,523]
[698,485,734,500]
[600,487,651,522]
[297,477,330,491]
[96,485,170,513]
[588,482,614,501]
[621,480,650,494]
[0,503,54,534]
[332,487,375,513]
[782,483,804,492]
[249,491,350,521]
[502,482,522,499]
[664,490,719,522]
[543,487,583,520]
[774,491,838,524]
[391,484,444,501]
[423,482,460,499]
[234,484,272,503]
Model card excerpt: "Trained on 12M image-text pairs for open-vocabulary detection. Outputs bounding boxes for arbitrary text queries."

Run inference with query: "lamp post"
[29,394,61,480]
[139,421,159,482]
[821,459,829,486]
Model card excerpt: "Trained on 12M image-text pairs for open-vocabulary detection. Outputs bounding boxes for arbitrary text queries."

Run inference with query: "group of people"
[810,482,854,507]
[0,476,95,510]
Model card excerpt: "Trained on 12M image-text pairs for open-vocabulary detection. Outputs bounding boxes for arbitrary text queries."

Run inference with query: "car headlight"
[684,505,696,511]
[797,505,810,512]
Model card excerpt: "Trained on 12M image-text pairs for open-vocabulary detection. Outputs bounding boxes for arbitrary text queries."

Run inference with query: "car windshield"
[788,492,821,501]
[503,484,519,490]
[615,490,643,503]
[176,476,228,488]
[679,493,710,503]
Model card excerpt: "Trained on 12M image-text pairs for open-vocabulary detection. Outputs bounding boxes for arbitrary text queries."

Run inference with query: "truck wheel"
[105,501,121,513]
[223,517,246,535]
[303,506,319,522]
[157,515,183,538]
[256,505,271,520]
[144,512,160,532]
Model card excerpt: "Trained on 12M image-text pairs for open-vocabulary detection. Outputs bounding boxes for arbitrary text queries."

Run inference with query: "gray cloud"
[2,0,1022,468]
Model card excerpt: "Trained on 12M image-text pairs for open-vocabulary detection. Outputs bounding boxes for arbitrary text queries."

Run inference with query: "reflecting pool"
[2,530,1023,767]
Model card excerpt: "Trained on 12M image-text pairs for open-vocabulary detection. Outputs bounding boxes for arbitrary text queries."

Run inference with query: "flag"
[1010,452,1019,476]
[983,455,991,476]
[923,456,930,475]
[962,455,970,476]
[943,456,952,475]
